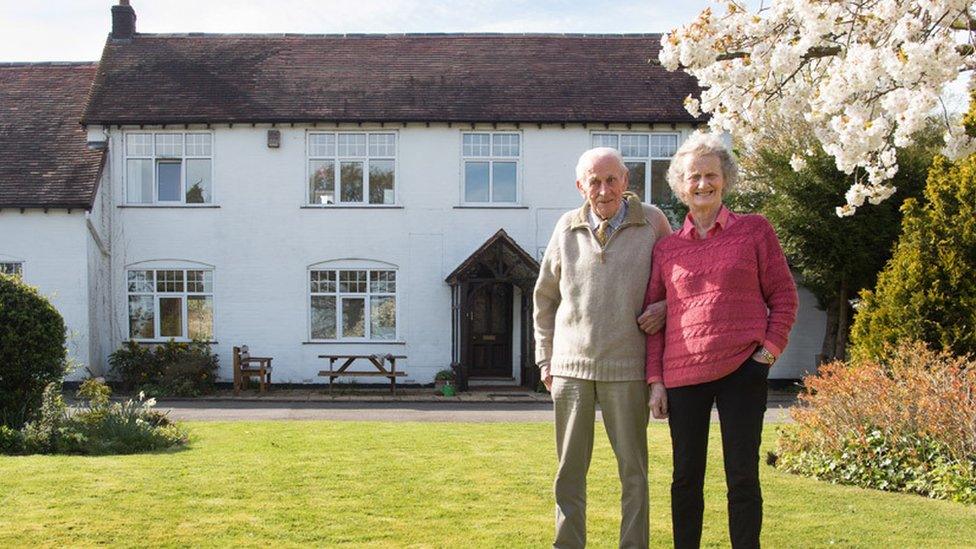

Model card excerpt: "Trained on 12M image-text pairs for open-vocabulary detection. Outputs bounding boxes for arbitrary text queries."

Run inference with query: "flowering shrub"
[2,380,187,456]
[775,341,976,503]
[109,340,218,397]
[659,0,975,215]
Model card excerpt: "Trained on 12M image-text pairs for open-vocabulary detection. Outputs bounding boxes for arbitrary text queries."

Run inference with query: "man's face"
[576,154,628,220]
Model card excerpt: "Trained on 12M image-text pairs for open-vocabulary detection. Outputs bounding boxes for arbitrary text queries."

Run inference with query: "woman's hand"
[638,299,667,334]
[751,346,775,365]
[649,382,668,419]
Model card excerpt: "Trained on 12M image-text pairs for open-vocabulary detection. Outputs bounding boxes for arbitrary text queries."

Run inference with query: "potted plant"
[434,368,455,393]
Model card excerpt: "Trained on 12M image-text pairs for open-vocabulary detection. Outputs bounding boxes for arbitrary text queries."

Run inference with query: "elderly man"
[534,147,672,548]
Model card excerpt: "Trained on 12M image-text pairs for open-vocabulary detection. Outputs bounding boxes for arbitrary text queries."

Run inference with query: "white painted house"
[0,2,824,388]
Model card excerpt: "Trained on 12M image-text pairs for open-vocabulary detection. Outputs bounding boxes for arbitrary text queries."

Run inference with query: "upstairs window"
[307,132,397,205]
[462,132,520,204]
[127,269,214,341]
[591,133,679,206]
[0,262,23,277]
[125,132,213,205]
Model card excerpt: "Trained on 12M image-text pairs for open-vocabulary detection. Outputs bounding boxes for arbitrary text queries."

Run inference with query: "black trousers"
[666,357,769,549]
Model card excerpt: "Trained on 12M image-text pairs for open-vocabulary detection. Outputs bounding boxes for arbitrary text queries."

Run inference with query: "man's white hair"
[576,147,627,181]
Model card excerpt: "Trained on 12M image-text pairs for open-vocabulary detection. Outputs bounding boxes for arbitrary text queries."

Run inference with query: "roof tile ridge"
[0,61,97,67]
[129,31,663,39]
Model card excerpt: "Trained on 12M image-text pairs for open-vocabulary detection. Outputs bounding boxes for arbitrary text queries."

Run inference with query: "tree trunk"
[820,297,839,364]
[834,278,849,360]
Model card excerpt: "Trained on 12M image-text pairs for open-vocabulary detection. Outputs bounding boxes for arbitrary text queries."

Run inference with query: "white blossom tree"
[659,0,975,215]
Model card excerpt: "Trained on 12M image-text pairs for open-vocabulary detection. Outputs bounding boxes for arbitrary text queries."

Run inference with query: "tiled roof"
[82,33,702,125]
[0,63,105,209]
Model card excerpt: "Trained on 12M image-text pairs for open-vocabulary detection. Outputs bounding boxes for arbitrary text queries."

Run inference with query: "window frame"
[307,267,399,342]
[460,131,522,206]
[305,131,399,207]
[0,261,23,278]
[590,131,681,207]
[126,268,215,342]
[123,130,215,206]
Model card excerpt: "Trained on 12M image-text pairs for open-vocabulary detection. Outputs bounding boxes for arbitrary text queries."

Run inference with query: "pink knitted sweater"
[645,210,798,388]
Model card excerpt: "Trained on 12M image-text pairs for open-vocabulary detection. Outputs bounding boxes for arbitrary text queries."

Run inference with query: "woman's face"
[680,153,725,211]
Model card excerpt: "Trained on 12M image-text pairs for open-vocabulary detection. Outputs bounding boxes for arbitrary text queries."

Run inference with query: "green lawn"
[1,421,974,548]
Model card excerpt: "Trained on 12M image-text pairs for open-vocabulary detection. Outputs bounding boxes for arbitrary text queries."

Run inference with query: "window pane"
[159,297,183,338]
[592,133,618,149]
[650,159,673,206]
[369,270,396,293]
[155,134,183,157]
[0,262,22,276]
[126,159,153,204]
[309,133,336,157]
[338,134,367,157]
[339,161,363,203]
[368,160,395,204]
[651,134,679,157]
[341,298,366,338]
[339,270,367,293]
[368,134,396,157]
[620,134,649,157]
[492,162,517,202]
[187,296,213,340]
[127,270,154,293]
[157,161,181,202]
[186,270,212,293]
[370,296,396,340]
[491,134,519,157]
[462,134,491,157]
[185,159,212,204]
[185,133,212,156]
[464,162,490,202]
[310,270,336,293]
[156,270,184,292]
[625,161,647,202]
[311,295,337,339]
[128,295,154,339]
[309,160,335,204]
[126,133,152,156]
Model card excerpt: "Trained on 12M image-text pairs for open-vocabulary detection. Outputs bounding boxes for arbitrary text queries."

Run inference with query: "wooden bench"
[233,346,273,395]
[318,354,407,396]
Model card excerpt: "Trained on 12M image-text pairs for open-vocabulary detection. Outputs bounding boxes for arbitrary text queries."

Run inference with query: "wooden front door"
[468,282,513,378]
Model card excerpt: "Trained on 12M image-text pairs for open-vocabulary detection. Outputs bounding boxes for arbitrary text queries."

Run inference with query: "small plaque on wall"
[267,129,281,148]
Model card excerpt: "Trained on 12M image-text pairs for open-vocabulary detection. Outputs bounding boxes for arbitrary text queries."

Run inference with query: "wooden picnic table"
[318,354,407,396]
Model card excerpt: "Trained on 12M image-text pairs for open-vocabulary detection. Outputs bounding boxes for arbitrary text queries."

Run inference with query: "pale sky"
[0,0,725,62]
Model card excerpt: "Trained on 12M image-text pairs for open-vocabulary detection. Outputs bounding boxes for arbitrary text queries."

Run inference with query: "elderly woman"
[644,132,798,549]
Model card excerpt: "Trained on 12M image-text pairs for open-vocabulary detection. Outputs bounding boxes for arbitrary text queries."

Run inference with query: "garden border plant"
[0,379,187,456]
[774,341,976,504]
[109,339,219,397]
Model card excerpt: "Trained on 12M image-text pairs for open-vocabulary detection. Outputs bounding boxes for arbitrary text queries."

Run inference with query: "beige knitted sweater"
[533,194,671,381]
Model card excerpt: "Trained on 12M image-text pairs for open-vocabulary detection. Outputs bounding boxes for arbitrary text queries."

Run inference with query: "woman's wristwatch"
[755,346,776,365]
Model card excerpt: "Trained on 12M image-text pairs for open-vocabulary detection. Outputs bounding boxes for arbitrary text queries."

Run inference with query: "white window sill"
[302,340,406,345]
[118,205,220,209]
[301,205,403,209]
[454,205,528,209]
[126,339,218,345]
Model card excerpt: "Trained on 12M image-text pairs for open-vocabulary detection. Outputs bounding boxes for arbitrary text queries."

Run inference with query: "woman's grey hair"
[576,147,626,182]
[667,132,739,204]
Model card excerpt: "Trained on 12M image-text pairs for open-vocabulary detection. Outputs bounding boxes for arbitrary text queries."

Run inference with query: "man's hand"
[649,382,668,419]
[638,299,667,334]
[541,362,553,392]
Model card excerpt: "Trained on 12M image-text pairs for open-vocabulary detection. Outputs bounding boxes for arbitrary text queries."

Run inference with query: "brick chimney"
[111,0,136,40]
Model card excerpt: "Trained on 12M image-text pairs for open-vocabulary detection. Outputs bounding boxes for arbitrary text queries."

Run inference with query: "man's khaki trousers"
[552,376,650,549]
